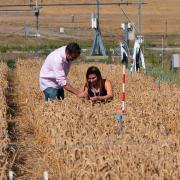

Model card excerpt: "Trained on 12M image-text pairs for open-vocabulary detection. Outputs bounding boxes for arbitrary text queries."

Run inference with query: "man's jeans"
[43,87,64,101]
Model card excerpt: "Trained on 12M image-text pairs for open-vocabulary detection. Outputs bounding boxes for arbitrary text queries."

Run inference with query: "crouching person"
[40,42,87,101]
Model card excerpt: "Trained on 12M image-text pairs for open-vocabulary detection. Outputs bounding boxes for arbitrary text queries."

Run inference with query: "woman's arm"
[83,85,90,100]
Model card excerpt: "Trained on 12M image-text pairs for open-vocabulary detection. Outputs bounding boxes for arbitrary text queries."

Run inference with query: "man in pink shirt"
[40,42,87,101]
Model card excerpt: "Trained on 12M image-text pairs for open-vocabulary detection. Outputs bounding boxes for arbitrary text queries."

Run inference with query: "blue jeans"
[43,87,64,101]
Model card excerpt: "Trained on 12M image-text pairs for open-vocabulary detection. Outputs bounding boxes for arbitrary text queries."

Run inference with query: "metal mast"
[91,0,106,56]
[34,0,40,36]
[138,0,142,34]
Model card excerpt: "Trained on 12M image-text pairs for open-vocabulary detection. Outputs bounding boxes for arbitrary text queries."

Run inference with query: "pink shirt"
[40,46,71,91]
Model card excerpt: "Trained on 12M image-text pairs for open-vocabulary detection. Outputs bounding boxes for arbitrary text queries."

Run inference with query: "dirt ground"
[1,0,180,43]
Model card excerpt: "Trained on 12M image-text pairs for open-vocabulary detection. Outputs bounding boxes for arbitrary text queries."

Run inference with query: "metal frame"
[91,0,106,56]
[0,0,41,36]
[0,2,146,8]
[0,1,146,40]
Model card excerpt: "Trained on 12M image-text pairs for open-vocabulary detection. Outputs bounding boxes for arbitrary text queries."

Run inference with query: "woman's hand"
[90,96,99,102]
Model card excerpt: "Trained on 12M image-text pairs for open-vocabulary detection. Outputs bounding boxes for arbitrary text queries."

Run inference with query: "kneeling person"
[84,66,113,103]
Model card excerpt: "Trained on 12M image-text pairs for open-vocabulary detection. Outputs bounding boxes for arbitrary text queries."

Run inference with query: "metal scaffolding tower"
[0,1,146,38]
[91,0,106,56]
[0,0,41,36]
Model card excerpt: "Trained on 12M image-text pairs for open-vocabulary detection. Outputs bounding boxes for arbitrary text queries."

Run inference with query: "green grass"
[0,37,120,53]
[146,65,180,85]
[0,42,63,53]
[144,48,180,85]
[0,46,8,53]
[144,40,158,48]
[6,59,16,69]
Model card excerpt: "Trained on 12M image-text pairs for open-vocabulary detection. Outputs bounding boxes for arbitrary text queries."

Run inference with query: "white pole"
[43,171,48,180]
[8,170,13,180]
[162,36,164,67]
[35,0,38,9]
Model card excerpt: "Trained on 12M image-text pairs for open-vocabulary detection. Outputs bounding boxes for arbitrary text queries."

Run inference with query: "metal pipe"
[0,9,39,13]
[96,0,99,28]
[138,0,142,34]
[0,2,147,7]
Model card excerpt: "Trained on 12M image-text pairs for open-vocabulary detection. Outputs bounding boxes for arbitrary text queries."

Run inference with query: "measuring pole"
[115,63,126,135]
[122,64,126,113]
[161,36,164,67]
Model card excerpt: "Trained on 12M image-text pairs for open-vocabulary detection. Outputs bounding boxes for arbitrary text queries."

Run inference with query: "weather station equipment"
[121,22,135,47]
[171,54,180,71]
[91,0,106,56]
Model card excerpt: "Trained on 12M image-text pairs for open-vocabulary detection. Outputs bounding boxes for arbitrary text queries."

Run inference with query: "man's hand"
[64,84,89,99]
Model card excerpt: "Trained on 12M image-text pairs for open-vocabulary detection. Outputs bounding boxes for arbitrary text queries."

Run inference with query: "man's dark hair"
[66,42,81,54]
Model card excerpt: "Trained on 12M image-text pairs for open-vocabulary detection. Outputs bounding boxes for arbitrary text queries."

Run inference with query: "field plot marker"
[43,171,48,180]
[116,64,126,134]
[109,64,113,71]
[8,170,14,180]
[156,79,161,91]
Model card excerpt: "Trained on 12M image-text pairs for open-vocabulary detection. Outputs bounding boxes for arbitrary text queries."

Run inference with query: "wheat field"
[2,59,177,179]
[0,63,9,180]
[0,0,180,178]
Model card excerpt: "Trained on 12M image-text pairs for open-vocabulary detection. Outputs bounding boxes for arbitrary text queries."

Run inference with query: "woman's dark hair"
[85,66,104,91]
[66,42,81,54]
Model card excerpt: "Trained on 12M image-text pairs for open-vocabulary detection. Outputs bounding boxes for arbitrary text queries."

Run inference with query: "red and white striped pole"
[121,64,126,114]
[115,63,126,134]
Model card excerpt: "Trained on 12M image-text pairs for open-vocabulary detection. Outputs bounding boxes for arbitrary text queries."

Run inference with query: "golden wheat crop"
[0,62,9,180]
[12,59,180,179]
